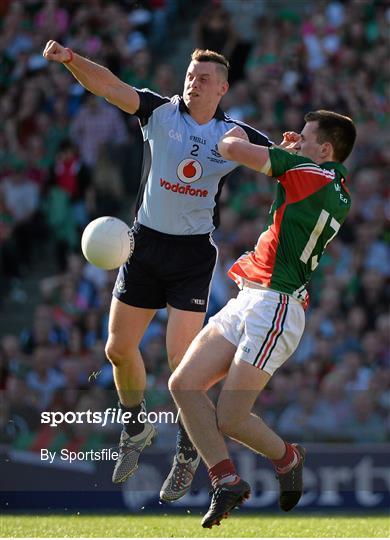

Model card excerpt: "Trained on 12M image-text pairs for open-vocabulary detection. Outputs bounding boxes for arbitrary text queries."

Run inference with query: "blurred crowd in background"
[0,0,389,455]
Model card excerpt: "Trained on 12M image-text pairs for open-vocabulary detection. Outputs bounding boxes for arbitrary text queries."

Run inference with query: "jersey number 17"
[300,209,341,271]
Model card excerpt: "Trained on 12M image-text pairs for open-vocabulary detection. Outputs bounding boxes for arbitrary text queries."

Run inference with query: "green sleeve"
[269,147,316,177]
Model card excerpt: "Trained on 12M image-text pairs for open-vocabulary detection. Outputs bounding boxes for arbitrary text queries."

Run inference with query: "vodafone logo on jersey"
[176,158,203,184]
[160,178,208,197]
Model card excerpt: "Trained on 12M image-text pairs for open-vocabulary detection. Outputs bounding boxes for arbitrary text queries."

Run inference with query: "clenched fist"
[280,131,301,150]
[43,40,72,63]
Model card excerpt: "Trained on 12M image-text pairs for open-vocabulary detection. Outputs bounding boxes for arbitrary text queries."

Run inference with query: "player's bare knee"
[168,370,183,395]
[169,370,198,406]
[215,411,232,436]
[168,373,186,408]
[216,403,241,437]
[169,367,208,395]
[105,341,133,367]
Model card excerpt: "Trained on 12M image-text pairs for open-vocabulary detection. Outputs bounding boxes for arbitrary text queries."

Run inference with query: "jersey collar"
[321,161,348,180]
[178,96,225,120]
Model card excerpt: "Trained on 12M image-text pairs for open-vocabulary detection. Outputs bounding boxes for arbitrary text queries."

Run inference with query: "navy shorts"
[113,223,218,312]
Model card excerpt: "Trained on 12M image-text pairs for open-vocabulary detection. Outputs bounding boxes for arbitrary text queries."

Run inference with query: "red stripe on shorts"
[255,298,287,369]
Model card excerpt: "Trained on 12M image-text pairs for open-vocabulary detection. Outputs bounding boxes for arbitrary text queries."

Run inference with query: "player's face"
[183,61,228,109]
[293,121,326,163]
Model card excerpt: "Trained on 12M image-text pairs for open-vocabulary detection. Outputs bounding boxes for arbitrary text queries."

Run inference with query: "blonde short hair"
[191,48,229,80]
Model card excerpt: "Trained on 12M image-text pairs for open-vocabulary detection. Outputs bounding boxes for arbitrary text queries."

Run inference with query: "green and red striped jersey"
[228,147,351,306]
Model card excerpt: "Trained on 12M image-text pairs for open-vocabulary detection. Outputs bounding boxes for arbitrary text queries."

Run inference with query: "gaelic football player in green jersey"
[169,110,356,528]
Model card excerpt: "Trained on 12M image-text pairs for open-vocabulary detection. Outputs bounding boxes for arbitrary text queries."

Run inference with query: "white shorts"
[208,287,305,375]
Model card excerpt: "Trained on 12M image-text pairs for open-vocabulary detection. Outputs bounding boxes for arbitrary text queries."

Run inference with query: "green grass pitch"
[1,514,389,538]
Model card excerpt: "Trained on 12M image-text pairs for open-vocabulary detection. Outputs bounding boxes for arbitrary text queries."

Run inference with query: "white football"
[81,217,134,270]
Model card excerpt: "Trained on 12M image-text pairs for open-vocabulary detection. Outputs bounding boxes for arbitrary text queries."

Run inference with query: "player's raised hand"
[43,40,72,63]
[280,131,301,150]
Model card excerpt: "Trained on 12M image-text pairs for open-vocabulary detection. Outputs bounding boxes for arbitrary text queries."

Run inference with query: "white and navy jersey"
[133,89,272,235]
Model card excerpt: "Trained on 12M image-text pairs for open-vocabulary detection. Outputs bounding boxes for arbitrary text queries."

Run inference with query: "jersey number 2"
[300,209,340,270]
[190,144,199,156]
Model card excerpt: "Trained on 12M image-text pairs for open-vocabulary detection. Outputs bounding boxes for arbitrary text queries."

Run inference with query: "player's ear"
[320,141,333,160]
[220,80,229,97]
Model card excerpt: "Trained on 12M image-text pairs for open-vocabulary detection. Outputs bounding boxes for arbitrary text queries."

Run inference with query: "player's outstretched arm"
[42,40,140,114]
[218,126,272,174]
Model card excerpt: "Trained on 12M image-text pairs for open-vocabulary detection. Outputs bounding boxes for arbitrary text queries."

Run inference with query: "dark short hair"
[191,48,229,80]
[304,110,356,163]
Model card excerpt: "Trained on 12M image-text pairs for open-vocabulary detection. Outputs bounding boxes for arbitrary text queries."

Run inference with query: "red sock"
[208,459,238,487]
[271,442,300,473]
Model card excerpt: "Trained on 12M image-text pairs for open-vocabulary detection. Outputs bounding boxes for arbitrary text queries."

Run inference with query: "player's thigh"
[171,292,248,390]
[165,235,217,314]
[166,305,206,370]
[113,225,167,310]
[217,292,305,419]
[106,296,156,354]
[217,357,272,422]
[170,323,236,392]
